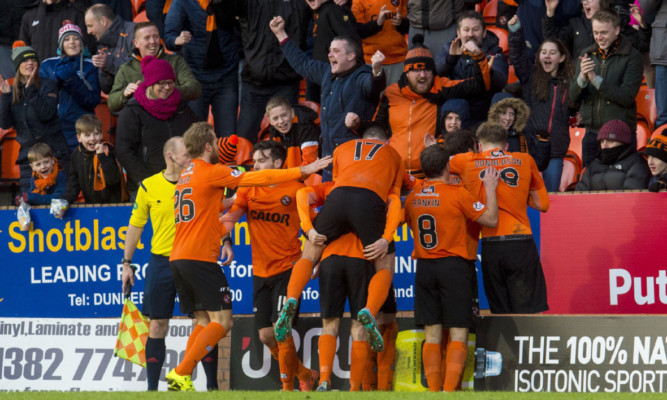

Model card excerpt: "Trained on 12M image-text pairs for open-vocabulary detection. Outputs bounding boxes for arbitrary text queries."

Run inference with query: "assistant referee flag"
[114,298,149,367]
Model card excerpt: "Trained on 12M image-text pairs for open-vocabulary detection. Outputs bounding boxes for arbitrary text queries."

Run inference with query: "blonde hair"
[183,122,215,158]
[265,96,292,116]
[75,114,102,136]
[28,143,54,163]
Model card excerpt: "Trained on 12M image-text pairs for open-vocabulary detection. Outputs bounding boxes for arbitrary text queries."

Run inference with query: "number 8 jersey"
[170,160,244,263]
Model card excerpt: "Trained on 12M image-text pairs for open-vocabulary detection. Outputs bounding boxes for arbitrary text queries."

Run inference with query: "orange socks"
[377,321,398,390]
[287,259,313,300]
[440,330,450,383]
[176,322,226,376]
[269,344,279,361]
[443,340,468,392]
[318,334,336,385]
[278,338,298,390]
[349,341,370,391]
[364,269,393,316]
[186,324,204,353]
[362,351,378,391]
[422,342,442,392]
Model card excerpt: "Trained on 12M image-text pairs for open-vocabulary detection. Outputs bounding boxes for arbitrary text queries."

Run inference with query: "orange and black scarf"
[32,159,63,195]
[197,0,223,69]
[91,143,130,202]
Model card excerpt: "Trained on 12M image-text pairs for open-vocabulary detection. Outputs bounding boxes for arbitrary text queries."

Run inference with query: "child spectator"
[645,135,667,192]
[62,114,126,204]
[22,143,67,206]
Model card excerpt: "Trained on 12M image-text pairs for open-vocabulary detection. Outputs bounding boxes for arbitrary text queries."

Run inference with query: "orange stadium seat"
[483,0,498,25]
[234,136,254,166]
[476,0,488,13]
[134,10,149,23]
[559,150,582,192]
[133,0,146,18]
[636,87,657,131]
[636,120,650,150]
[95,97,116,144]
[486,27,508,54]
[652,123,667,139]
[0,129,20,181]
[568,126,585,162]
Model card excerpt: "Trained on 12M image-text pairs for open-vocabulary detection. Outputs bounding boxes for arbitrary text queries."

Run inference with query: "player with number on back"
[448,122,550,315]
[405,144,499,392]
[275,126,404,355]
[165,122,331,392]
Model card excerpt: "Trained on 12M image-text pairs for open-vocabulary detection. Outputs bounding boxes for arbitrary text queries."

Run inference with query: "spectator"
[228,0,311,143]
[639,0,667,128]
[164,0,241,137]
[372,34,490,178]
[406,0,463,56]
[305,0,360,102]
[92,0,133,21]
[116,55,198,197]
[509,15,575,191]
[543,0,651,63]
[575,120,650,191]
[261,96,319,168]
[569,10,643,167]
[23,143,67,205]
[19,0,94,62]
[0,0,28,79]
[644,134,667,192]
[108,21,201,113]
[85,4,135,94]
[441,104,467,136]
[435,11,508,127]
[40,21,101,152]
[0,42,69,193]
[352,0,408,85]
[145,0,169,37]
[270,16,386,181]
[62,114,126,204]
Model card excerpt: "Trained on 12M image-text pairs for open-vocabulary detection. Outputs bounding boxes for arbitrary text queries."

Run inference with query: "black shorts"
[170,259,233,315]
[379,283,397,315]
[319,255,374,319]
[481,237,549,314]
[253,269,300,330]
[142,254,176,319]
[313,187,386,247]
[414,257,474,328]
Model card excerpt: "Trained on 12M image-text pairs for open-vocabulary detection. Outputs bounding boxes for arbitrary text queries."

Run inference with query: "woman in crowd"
[0,41,69,193]
[40,20,100,152]
[508,15,574,191]
[116,55,198,199]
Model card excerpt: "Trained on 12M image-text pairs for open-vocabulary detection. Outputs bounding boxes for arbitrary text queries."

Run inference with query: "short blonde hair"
[28,143,54,163]
[183,122,215,158]
[75,114,102,136]
[265,96,292,116]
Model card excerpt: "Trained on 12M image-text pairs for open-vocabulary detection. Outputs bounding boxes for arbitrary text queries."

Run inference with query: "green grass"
[0,392,661,400]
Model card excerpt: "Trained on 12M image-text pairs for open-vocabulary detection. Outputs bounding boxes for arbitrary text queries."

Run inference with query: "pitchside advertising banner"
[475,316,667,393]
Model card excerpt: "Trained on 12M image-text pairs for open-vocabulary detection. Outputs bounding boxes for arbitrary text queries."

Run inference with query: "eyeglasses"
[155,80,175,88]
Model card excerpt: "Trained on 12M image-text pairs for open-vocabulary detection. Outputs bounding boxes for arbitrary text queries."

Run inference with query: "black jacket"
[19,0,94,62]
[576,145,650,191]
[63,145,123,204]
[116,98,199,192]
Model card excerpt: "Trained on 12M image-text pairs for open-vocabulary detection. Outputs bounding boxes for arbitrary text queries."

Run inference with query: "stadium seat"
[636,87,657,131]
[298,99,321,125]
[132,0,146,18]
[133,10,148,23]
[483,0,498,25]
[94,98,116,144]
[476,0,488,13]
[652,124,667,139]
[568,126,585,162]
[0,129,20,181]
[234,136,254,166]
[636,120,650,150]
[559,150,582,192]
[486,27,508,54]
[507,64,518,84]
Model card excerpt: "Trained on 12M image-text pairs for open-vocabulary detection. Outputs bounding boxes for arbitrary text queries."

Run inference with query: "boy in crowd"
[645,135,667,192]
[263,96,319,168]
[21,143,67,205]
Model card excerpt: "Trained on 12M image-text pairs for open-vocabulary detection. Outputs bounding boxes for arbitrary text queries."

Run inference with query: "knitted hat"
[645,135,667,164]
[11,41,38,71]
[141,55,175,87]
[58,20,83,55]
[218,135,239,164]
[597,120,633,144]
[403,34,435,73]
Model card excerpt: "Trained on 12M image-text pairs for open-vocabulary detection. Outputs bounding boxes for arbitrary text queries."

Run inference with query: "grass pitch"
[1,392,661,400]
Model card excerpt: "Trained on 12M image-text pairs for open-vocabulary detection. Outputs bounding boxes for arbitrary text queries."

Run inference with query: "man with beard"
[434,11,508,127]
[366,34,490,178]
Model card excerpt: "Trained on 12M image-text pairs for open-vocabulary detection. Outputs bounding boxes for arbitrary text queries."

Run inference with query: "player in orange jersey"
[405,145,499,392]
[275,125,403,354]
[165,122,331,391]
[219,140,318,391]
[448,122,550,315]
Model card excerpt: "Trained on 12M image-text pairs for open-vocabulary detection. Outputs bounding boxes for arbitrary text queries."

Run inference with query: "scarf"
[599,143,631,164]
[134,83,182,120]
[197,0,224,69]
[84,143,130,202]
[597,37,622,60]
[32,158,62,194]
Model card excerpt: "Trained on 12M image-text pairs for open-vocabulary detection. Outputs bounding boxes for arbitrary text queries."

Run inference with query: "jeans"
[542,157,563,192]
[189,76,239,138]
[145,0,167,37]
[656,65,667,129]
[236,80,299,143]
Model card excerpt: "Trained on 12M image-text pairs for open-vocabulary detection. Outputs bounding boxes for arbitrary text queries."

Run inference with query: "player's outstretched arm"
[476,167,499,228]
[299,156,333,177]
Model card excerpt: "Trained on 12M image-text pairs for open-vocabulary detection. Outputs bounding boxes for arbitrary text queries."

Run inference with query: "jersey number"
[417,215,438,249]
[354,141,383,161]
[174,188,195,223]
[480,167,520,187]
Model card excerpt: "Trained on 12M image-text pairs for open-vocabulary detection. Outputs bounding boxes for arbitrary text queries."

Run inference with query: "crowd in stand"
[0,0,665,205]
